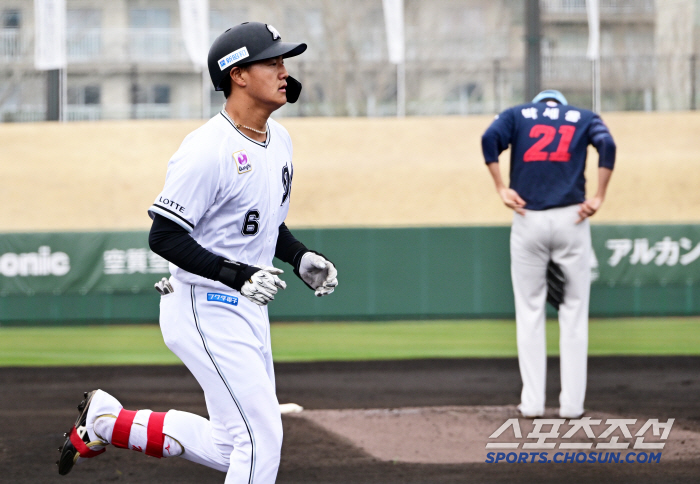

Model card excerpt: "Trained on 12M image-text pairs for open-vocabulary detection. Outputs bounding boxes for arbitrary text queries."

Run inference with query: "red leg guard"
[112,409,137,449]
[145,412,167,458]
[69,426,106,458]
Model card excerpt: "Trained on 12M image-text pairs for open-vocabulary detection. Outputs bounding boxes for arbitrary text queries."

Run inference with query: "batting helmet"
[532,89,568,106]
[207,22,307,92]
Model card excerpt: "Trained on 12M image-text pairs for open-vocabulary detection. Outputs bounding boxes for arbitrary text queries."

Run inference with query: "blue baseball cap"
[532,89,568,106]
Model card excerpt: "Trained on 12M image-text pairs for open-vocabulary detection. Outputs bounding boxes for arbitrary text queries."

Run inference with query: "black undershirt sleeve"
[148,214,257,291]
[275,222,308,270]
[148,214,221,279]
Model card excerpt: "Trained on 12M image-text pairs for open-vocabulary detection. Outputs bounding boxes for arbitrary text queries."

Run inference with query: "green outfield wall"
[1,225,700,325]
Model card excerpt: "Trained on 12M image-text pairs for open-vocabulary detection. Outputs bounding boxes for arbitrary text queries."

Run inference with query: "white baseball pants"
[510,204,591,418]
[158,276,282,483]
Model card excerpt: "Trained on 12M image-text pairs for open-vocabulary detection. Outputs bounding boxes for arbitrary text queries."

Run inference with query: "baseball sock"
[86,390,183,459]
[94,410,183,458]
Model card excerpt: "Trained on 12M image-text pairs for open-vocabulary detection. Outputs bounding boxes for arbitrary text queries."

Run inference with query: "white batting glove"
[240,265,287,306]
[298,252,338,297]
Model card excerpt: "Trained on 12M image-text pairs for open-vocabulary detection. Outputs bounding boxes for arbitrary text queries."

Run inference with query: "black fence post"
[691,54,696,111]
[46,69,60,121]
[525,0,542,102]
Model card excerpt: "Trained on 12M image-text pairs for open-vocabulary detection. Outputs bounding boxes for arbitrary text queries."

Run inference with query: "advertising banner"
[1,225,699,322]
[591,225,700,286]
[0,231,168,297]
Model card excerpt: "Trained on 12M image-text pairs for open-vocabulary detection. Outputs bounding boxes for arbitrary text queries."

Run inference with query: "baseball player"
[481,90,616,419]
[57,22,338,483]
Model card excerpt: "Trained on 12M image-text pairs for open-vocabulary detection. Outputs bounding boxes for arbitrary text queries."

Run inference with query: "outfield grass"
[0,318,698,367]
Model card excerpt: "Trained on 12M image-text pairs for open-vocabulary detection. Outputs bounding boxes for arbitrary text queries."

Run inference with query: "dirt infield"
[1,357,698,483]
[293,405,700,464]
[1,112,700,232]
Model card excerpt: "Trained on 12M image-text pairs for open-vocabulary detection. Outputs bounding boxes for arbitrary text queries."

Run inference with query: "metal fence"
[541,0,655,14]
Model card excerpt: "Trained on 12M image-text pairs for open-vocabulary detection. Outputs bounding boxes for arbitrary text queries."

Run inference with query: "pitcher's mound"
[287,405,699,464]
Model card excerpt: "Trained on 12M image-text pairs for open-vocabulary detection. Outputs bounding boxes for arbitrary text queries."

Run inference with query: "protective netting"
[0,0,698,121]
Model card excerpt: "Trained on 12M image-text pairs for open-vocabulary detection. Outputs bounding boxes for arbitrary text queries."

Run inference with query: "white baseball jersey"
[148,109,293,291]
[146,110,294,482]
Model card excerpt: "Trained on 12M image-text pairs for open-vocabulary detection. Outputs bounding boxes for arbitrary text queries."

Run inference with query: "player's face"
[244,56,289,109]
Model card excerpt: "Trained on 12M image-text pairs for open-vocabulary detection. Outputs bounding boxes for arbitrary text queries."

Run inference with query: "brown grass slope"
[1,112,698,232]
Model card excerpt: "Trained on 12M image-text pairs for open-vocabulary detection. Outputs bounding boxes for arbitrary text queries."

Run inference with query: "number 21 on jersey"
[523,125,576,162]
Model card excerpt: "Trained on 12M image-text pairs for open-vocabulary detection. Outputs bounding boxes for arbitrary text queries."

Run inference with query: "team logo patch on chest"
[233,150,252,174]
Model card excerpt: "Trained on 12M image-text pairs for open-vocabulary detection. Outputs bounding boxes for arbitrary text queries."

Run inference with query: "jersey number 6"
[242,210,260,236]
[523,125,576,162]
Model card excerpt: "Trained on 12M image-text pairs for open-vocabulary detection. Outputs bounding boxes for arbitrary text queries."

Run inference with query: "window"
[2,9,21,29]
[129,9,170,28]
[67,85,101,105]
[153,85,170,104]
[67,9,101,29]
[84,85,100,105]
[134,85,171,105]
[67,9,102,59]
[133,85,149,105]
[129,9,171,59]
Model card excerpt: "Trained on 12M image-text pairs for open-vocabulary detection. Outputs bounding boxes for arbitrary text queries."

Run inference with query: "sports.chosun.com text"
[485,451,662,464]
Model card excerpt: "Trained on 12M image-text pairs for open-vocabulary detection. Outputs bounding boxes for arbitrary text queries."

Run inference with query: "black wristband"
[292,248,309,274]
[217,258,260,291]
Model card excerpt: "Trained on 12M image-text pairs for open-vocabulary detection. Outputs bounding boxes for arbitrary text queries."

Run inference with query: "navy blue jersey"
[481,102,616,211]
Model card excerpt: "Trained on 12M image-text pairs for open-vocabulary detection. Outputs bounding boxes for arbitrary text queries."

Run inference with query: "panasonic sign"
[0,246,70,277]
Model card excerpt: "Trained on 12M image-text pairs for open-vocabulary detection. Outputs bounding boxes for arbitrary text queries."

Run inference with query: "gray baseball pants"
[510,204,591,418]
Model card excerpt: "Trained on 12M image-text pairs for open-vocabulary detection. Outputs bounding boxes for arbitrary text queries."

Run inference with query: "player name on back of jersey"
[157,197,186,214]
[521,104,581,123]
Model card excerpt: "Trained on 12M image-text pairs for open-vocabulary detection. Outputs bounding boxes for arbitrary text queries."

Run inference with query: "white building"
[0,0,697,121]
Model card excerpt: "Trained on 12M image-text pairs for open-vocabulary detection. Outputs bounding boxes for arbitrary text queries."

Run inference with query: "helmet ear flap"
[286,76,302,103]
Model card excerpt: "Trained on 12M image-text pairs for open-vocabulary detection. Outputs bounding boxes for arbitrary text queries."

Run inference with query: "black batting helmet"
[207,22,307,92]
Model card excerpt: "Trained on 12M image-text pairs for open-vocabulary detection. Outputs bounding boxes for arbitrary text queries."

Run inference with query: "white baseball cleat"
[57,390,108,476]
[516,404,544,419]
[279,403,304,414]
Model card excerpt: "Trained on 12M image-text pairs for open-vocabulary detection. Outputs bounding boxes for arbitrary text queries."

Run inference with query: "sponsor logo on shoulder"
[207,293,238,306]
[157,196,185,213]
[234,150,252,174]
[218,46,249,71]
